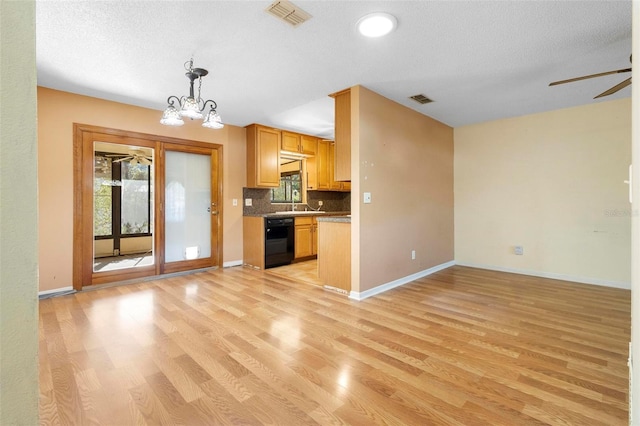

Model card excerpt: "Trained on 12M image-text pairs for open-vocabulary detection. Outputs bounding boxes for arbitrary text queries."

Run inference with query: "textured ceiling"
[36,1,633,139]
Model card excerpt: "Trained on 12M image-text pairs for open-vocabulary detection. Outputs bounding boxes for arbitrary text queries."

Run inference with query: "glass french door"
[93,141,154,274]
[74,124,222,289]
[161,143,219,274]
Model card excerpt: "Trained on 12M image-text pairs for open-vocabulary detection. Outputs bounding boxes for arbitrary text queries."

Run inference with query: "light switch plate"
[232,198,238,206]
[363,192,372,204]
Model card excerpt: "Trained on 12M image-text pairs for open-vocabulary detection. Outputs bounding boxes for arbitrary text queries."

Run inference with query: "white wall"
[455,98,632,288]
[0,1,40,423]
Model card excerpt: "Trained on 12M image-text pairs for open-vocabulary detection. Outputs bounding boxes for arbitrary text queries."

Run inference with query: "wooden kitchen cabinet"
[294,216,317,259]
[329,143,341,191]
[305,156,318,190]
[246,124,281,188]
[300,135,318,156]
[318,219,351,293]
[317,140,350,192]
[281,131,300,152]
[243,216,266,269]
[282,131,318,156]
[317,139,331,190]
[330,88,351,181]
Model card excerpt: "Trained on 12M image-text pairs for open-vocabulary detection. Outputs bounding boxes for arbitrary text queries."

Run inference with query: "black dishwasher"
[264,217,295,268]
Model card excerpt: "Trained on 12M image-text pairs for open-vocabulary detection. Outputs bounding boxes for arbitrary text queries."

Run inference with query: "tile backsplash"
[243,188,351,215]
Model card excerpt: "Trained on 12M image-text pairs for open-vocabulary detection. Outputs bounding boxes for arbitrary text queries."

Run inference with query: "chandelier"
[160,59,224,129]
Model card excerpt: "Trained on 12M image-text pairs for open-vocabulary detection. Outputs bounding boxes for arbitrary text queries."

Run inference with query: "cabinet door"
[312,218,318,255]
[329,142,341,191]
[332,89,351,181]
[306,157,317,190]
[247,125,280,188]
[317,140,331,190]
[294,225,313,258]
[281,131,300,152]
[256,127,281,187]
[340,181,351,192]
[300,135,318,156]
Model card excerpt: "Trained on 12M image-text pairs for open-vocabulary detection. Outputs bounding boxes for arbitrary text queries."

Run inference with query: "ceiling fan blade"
[594,77,632,99]
[549,67,631,86]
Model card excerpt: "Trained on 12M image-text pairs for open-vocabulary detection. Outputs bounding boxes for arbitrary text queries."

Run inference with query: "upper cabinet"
[246,124,281,188]
[300,135,318,156]
[281,131,300,153]
[329,142,350,191]
[330,88,351,181]
[317,139,331,190]
[246,123,348,192]
[282,131,318,156]
[317,140,350,192]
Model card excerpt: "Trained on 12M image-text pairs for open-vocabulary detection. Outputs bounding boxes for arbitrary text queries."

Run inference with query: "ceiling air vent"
[265,0,312,27]
[409,94,433,105]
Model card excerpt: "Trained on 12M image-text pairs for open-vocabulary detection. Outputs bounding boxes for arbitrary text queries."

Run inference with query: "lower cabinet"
[294,216,317,259]
[317,219,351,293]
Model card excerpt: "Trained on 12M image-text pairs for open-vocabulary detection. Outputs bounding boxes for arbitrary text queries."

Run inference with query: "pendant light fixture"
[160,58,224,129]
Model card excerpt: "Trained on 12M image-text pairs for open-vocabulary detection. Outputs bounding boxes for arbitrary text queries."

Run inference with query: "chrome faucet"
[292,189,299,211]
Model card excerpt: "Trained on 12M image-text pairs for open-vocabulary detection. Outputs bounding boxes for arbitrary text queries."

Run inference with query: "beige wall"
[38,88,246,292]
[455,98,632,287]
[0,0,39,423]
[353,86,454,294]
[629,0,639,418]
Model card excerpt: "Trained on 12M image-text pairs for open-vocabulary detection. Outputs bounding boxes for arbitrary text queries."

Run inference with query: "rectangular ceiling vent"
[265,1,312,27]
[410,94,434,105]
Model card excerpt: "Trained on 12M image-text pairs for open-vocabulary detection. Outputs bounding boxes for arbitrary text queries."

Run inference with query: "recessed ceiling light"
[356,12,397,38]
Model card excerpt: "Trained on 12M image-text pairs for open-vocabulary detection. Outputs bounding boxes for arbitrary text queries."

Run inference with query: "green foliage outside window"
[271,173,302,203]
[93,154,151,238]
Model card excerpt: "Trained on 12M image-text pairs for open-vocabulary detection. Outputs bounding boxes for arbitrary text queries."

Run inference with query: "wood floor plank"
[39,265,630,425]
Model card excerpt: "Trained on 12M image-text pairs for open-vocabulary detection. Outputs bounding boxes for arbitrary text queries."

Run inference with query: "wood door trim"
[73,123,224,289]
[160,143,223,274]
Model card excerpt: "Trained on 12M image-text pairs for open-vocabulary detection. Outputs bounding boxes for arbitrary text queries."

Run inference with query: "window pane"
[165,151,211,262]
[94,155,112,236]
[271,173,302,203]
[121,161,151,234]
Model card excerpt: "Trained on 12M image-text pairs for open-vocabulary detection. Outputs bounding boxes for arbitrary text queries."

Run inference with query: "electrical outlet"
[514,246,524,255]
[318,200,324,207]
[411,250,416,260]
[232,198,238,206]
[245,198,252,207]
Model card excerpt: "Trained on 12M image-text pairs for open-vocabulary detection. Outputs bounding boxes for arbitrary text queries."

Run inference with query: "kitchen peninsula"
[317,215,351,293]
[242,211,349,270]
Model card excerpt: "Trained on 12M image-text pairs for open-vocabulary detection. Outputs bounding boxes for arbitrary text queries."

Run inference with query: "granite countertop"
[245,211,350,218]
[316,215,351,223]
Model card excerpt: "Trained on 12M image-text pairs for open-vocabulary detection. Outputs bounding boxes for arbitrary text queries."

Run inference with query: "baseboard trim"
[455,261,631,290]
[349,260,456,301]
[39,286,75,299]
[223,260,243,268]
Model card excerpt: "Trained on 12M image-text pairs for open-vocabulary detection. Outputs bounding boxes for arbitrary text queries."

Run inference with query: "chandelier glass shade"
[202,109,224,129]
[160,59,224,129]
[160,104,184,126]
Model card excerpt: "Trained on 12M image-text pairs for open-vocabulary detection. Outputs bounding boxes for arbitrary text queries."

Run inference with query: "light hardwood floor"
[267,259,324,287]
[39,265,630,425]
